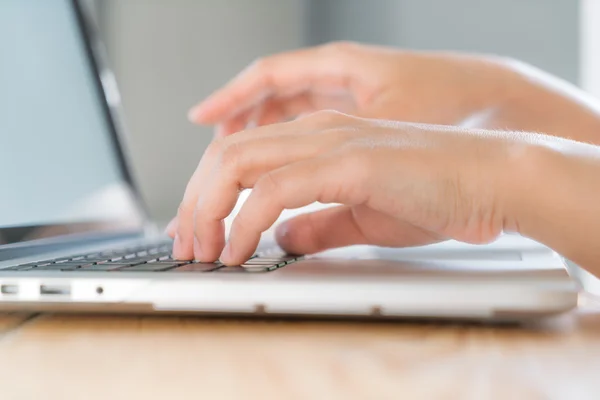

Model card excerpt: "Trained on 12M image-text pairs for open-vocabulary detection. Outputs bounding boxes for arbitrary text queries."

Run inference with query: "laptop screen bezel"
[0,0,150,250]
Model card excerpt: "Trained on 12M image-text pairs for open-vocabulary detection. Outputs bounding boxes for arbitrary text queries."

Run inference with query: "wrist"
[499,140,555,236]
[456,56,530,128]
[482,59,600,145]
[501,136,600,274]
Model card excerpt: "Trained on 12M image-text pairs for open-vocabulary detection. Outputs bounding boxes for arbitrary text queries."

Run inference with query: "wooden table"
[1,295,600,400]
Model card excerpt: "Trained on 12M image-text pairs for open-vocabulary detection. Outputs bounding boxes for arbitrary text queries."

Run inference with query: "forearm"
[469,60,600,146]
[506,137,600,276]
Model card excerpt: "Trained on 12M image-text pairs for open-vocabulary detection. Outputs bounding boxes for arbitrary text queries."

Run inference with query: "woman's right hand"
[187,42,517,137]
[171,110,600,279]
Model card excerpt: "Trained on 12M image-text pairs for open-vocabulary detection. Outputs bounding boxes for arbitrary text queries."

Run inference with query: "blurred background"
[91,0,597,224]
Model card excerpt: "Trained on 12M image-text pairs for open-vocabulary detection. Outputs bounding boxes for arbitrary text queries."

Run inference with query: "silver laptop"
[0,0,578,321]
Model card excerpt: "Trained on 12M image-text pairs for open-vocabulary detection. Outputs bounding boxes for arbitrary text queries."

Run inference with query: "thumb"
[275,206,368,255]
[275,205,445,255]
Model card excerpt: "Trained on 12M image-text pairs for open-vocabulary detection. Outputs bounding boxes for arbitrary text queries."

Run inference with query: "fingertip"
[275,219,312,255]
[165,217,177,238]
[219,240,250,266]
[219,241,235,265]
[274,221,291,245]
[172,234,191,260]
[187,103,208,124]
[275,207,367,255]
[213,125,226,139]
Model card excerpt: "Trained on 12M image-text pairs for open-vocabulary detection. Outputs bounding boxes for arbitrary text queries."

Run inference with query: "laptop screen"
[0,0,144,246]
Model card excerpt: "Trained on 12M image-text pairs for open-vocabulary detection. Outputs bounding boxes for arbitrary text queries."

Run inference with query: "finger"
[219,93,316,135]
[193,125,352,261]
[218,103,281,138]
[188,43,367,124]
[256,91,359,124]
[218,91,357,137]
[175,118,310,260]
[215,110,252,138]
[174,122,277,259]
[173,203,195,260]
[221,152,367,265]
[214,99,272,138]
[165,217,177,238]
[275,205,443,255]
[275,206,368,253]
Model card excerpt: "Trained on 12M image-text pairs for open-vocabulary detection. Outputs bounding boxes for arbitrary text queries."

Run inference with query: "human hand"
[187,42,516,137]
[170,111,529,264]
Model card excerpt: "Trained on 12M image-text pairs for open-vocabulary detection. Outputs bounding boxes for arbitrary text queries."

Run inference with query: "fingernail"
[275,222,291,246]
[220,241,233,264]
[275,222,289,239]
[193,236,203,261]
[172,234,183,259]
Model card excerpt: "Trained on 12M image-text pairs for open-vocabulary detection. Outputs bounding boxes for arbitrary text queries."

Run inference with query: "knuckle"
[217,140,242,173]
[322,40,359,55]
[305,109,347,126]
[255,171,282,200]
[204,138,225,160]
[250,56,271,74]
[247,56,274,88]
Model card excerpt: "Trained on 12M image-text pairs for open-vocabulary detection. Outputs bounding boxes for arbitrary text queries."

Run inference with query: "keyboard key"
[239,264,275,272]
[45,262,96,268]
[84,253,101,259]
[35,264,83,271]
[242,259,283,266]
[13,262,42,268]
[79,258,112,263]
[2,265,35,271]
[97,260,141,267]
[213,266,248,273]
[120,263,180,272]
[169,263,223,272]
[126,255,162,264]
[51,258,73,264]
[78,264,133,271]
[33,262,54,267]
[147,259,189,265]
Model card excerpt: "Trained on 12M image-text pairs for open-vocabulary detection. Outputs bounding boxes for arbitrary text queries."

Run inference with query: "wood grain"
[0,312,35,337]
[0,299,599,400]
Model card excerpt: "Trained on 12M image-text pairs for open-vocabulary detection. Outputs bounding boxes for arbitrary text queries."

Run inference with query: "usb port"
[40,284,71,296]
[1,284,18,295]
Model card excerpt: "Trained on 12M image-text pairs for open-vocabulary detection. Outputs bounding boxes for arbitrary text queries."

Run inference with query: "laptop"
[0,0,579,321]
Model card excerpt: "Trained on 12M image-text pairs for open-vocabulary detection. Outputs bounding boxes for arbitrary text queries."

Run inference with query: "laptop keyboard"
[2,241,303,273]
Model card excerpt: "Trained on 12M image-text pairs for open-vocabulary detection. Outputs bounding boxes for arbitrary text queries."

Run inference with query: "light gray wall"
[308,0,580,84]
[98,0,308,223]
[98,0,580,222]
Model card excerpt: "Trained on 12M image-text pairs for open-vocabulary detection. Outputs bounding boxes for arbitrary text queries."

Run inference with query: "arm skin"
[460,59,600,146]
[466,60,600,273]
[509,138,600,277]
